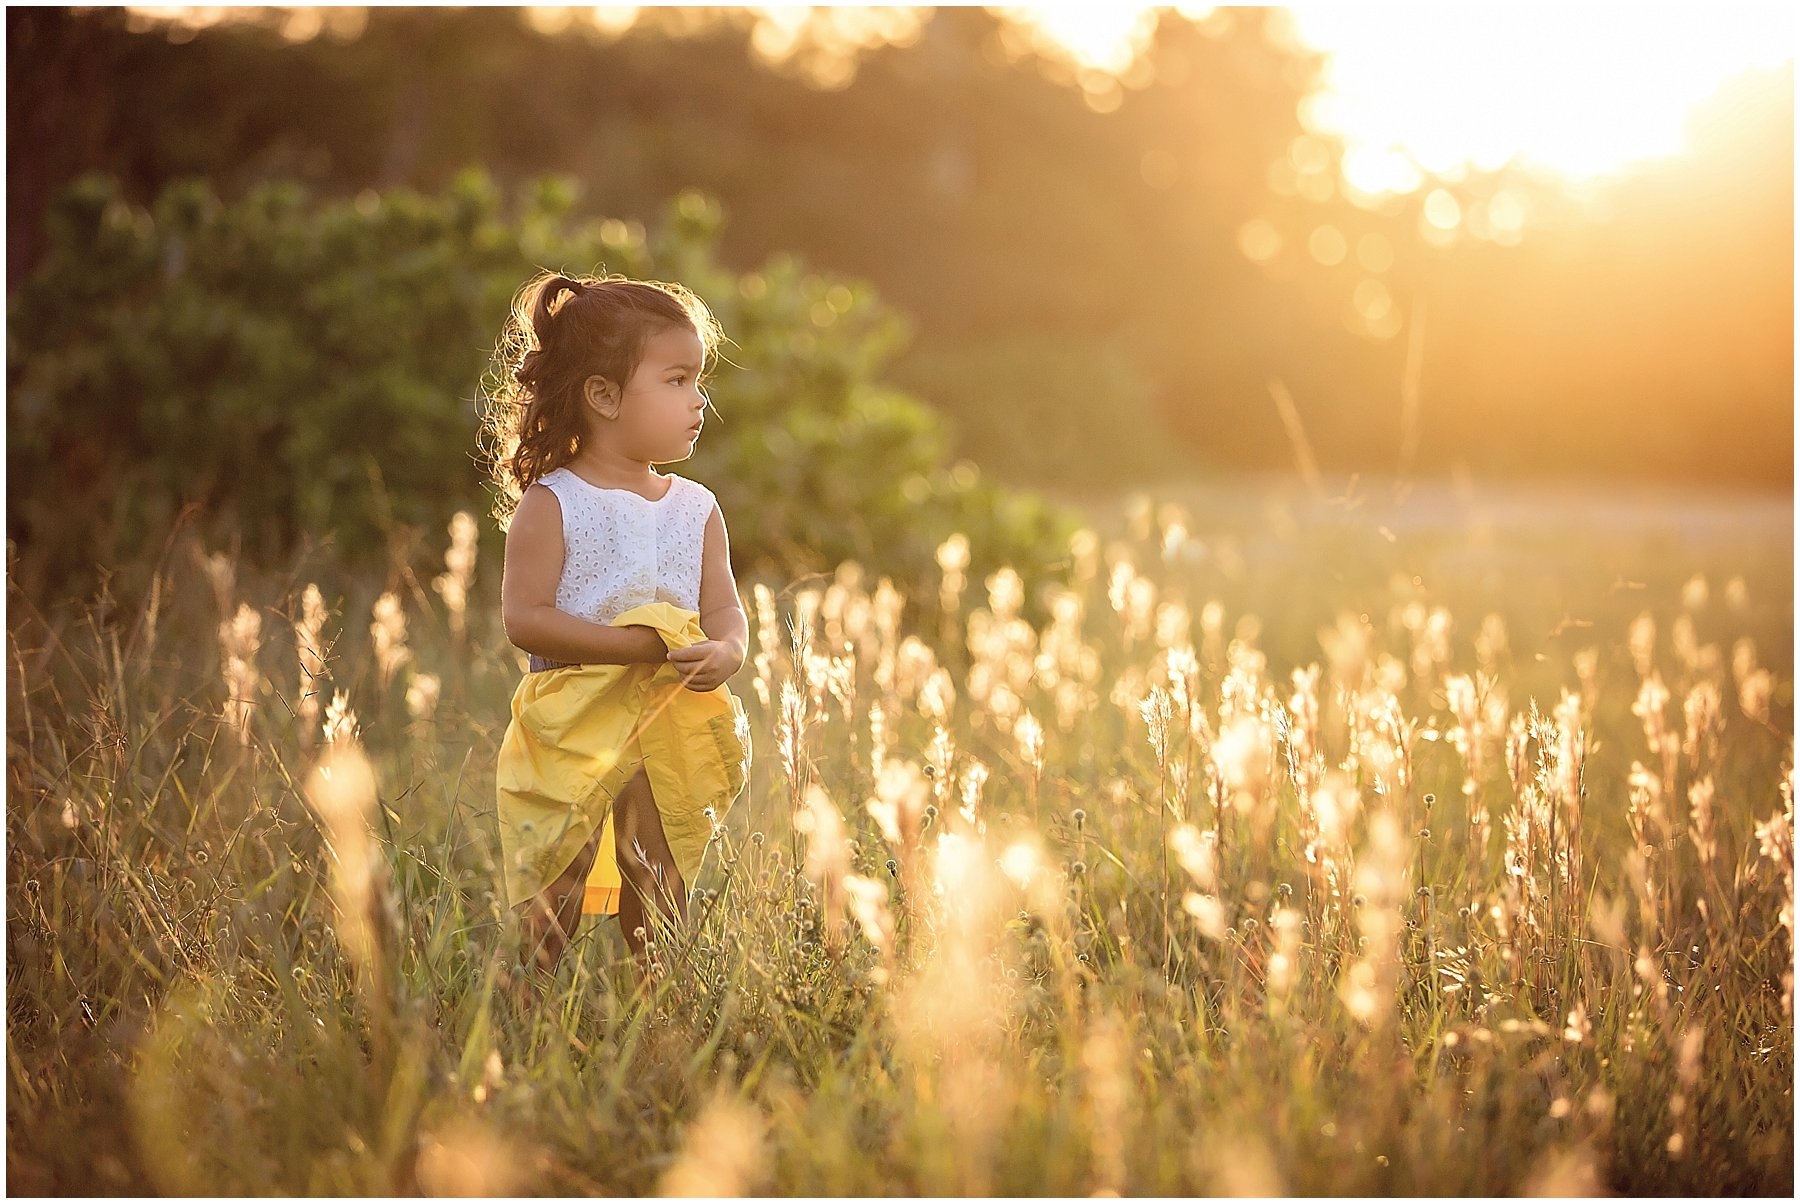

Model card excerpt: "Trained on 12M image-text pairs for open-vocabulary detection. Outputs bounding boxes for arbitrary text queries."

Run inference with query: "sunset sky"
[1013,2,1794,190]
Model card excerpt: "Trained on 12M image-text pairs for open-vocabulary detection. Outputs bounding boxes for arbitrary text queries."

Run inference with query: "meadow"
[6,478,1794,1195]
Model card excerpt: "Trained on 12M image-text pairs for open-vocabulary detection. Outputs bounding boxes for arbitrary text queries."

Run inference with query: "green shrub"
[8,171,1077,617]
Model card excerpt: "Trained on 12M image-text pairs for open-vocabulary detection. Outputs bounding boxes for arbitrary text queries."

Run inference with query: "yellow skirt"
[495,601,752,916]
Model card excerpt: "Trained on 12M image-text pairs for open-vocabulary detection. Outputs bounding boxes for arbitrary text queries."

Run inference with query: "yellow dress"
[495,600,752,916]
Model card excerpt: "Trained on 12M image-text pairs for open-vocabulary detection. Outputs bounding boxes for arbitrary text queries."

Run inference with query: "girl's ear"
[583,374,621,419]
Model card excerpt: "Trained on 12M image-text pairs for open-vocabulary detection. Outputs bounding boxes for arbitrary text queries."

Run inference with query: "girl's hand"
[665,639,742,691]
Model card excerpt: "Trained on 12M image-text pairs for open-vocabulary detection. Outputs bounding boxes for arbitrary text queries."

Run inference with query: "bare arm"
[696,501,748,667]
[500,484,667,666]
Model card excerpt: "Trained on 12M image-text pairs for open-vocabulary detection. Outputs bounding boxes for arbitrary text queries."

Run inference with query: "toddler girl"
[481,270,752,994]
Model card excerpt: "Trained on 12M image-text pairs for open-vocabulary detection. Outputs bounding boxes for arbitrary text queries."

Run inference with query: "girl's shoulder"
[673,473,718,508]
[529,465,571,499]
[674,477,727,529]
[535,465,577,490]
[532,466,718,515]
[533,466,623,508]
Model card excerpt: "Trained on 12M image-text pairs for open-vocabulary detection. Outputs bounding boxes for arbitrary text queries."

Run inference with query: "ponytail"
[515,276,590,387]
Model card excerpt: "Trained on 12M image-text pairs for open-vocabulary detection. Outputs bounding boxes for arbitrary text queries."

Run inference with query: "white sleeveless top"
[529,467,717,668]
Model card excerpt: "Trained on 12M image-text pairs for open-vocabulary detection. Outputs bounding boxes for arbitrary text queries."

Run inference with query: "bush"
[8,171,1078,618]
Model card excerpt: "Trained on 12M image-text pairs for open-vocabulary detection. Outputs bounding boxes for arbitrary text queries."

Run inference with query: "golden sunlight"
[989,3,1170,74]
[1283,2,1795,195]
[1006,2,1792,193]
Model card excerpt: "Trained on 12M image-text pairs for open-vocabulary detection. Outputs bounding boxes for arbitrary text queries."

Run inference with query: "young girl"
[481,270,752,992]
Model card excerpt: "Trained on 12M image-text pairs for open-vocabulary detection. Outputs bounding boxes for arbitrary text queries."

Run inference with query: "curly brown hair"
[477,269,725,531]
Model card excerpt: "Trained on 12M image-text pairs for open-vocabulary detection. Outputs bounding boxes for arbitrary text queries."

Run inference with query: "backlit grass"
[6,486,1793,1194]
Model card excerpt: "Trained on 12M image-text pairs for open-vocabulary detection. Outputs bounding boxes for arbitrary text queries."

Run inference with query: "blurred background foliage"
[7,168,1071,611]
[5,4,1792,610]
[10,8,1792,484]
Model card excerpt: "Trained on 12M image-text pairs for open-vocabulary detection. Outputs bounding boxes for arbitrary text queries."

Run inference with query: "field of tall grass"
[6,484,1793,1195]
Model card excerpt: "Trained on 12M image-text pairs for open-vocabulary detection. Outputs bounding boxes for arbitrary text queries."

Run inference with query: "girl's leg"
[514,818,605,991]
[612,764,688,968]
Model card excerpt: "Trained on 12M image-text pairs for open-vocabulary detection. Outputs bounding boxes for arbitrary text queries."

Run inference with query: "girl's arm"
[501,484,667,666]
[696,502,748,668]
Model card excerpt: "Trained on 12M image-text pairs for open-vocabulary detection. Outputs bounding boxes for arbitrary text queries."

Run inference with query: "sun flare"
[1005,2,1794,192]
[1283,2,1795,191]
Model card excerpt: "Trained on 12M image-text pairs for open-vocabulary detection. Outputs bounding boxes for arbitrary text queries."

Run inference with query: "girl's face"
[587,324,709,464]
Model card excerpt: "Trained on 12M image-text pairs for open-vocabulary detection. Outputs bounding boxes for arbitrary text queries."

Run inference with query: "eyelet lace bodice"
[529,469,717,666]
